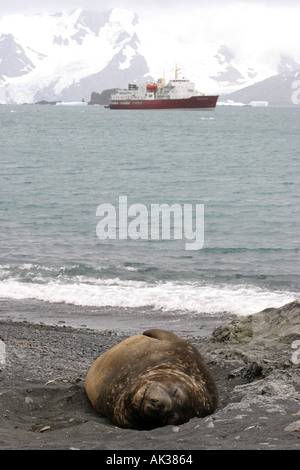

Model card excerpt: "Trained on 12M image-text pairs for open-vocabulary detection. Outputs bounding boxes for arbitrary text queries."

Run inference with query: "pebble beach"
[1,300,299,451]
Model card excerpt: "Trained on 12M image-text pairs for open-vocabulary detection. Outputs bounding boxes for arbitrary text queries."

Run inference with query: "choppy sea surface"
[0,104,299,334]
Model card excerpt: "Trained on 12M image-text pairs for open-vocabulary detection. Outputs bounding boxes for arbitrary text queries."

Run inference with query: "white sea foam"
[0,277,297,317]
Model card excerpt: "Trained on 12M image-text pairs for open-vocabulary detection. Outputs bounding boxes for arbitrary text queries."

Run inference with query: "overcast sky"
[1,0,300,16]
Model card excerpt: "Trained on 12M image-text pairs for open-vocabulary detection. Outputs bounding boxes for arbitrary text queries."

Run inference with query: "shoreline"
[0,300,299,450]
[0,298,239,337]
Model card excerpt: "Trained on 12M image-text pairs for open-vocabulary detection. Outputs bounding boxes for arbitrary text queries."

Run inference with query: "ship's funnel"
[156,78,165,87]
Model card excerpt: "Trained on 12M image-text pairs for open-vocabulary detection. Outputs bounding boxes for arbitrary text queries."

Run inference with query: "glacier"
[0,8,152,104]
[0,7,299,105]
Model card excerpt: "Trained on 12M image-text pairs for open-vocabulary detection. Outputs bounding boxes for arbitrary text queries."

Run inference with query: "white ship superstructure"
[108,67,218,110]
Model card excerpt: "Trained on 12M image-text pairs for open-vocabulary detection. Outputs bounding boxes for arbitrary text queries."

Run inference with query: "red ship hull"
[109,95,218,110]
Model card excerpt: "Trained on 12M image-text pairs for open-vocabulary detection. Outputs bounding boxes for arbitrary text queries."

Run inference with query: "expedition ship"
[108,69,218,110]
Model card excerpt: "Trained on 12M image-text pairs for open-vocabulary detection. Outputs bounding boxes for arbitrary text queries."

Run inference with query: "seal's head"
[131,379,191,428]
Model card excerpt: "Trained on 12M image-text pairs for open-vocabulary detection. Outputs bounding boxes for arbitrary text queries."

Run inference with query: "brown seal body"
[85,329,218,429]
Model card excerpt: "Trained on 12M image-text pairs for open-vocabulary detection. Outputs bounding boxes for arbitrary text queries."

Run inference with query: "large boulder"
[202,300,300,371]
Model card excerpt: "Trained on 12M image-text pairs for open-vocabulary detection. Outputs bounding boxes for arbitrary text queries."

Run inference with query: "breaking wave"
[0,263,297,317]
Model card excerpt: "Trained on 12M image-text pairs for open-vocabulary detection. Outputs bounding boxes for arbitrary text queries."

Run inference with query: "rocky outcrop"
[88,89,118,105]
[34,100,58,105]
[200,300,300,441]
[202,300,300,369]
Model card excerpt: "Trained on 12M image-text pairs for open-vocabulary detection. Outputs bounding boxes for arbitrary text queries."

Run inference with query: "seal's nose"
[142,383,173,418]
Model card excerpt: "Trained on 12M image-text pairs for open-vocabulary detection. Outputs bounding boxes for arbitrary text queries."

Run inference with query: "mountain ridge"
[220,69,300,106]
[0,8,152,104]
[0,8,299,104]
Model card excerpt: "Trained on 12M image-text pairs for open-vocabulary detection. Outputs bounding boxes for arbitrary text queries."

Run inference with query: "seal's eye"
[150,399,158,405]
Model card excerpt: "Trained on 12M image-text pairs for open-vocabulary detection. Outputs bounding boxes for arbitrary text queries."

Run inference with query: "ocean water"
[0,104,299,334]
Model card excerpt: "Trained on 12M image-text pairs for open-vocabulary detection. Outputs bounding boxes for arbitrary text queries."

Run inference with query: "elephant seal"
[85,329,218,429]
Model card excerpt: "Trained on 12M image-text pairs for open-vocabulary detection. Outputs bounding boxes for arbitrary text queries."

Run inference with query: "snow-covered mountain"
[189,44,300,97]
[0,9,152,104]
[0,8,299,104]
[221,69,300,106]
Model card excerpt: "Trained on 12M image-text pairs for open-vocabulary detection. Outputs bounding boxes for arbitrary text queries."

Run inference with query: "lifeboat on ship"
[146,84,158,91]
